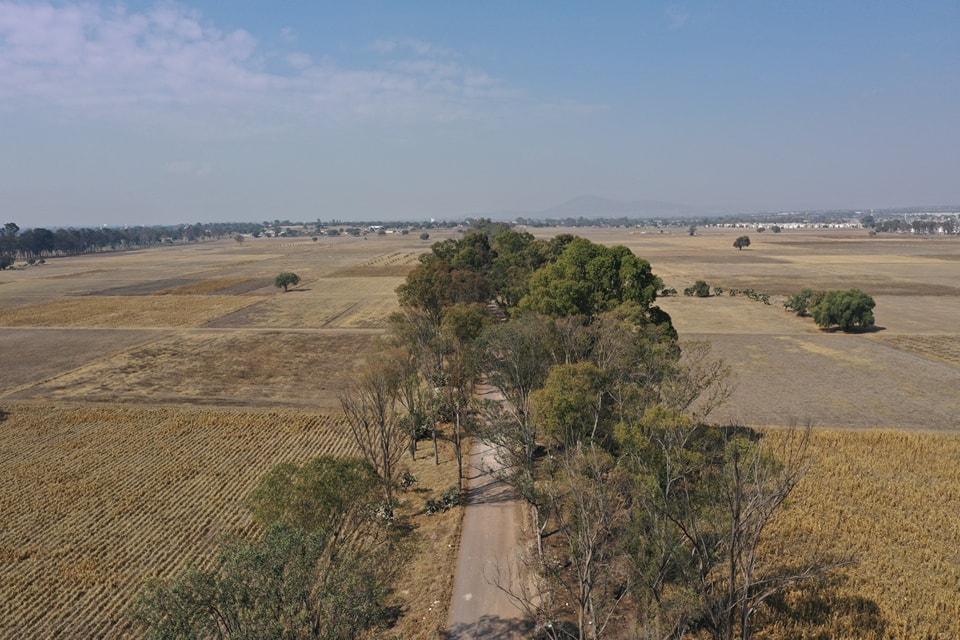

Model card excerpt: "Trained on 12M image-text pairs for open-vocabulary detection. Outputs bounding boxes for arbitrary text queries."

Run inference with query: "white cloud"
[0,1,531,135]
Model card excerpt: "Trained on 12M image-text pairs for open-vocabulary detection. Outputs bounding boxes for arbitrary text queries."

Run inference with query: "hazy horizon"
[2,1,958,228]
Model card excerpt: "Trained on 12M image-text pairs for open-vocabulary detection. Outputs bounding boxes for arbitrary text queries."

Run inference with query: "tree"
[274,272,300,292]
[541,445,631,640]
[532,361,610,450]
[339,363,406,503]
[733,236,751,251]
[688,224,697,236]
[133,456,401,640]
[438,303,489,490]
[245,456,383,534]
[233,234,244,244]
[419,232,430,240]
[519,238,663,323]
[783,288,825,317]
[811,289,875,331]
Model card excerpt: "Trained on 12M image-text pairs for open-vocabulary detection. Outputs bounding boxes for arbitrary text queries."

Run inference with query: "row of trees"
[0,221,263,266]
[372,225,839,639]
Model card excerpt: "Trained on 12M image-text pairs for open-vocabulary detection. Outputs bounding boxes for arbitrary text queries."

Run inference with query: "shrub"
[425,486,461,514]
[683,280,711,297]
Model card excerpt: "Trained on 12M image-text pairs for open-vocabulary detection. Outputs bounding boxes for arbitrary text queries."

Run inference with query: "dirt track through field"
[447,388,528,639]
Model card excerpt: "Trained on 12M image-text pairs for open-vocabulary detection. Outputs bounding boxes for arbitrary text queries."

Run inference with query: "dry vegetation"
[2,229,959,638]
[0,295,259,328]
[0,402,461,639]
[757,428,960,639]
[0,234,462,638]
[9,332,378,409]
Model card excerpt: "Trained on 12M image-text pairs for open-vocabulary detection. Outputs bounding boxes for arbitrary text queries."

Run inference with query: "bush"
[784,288,824,316]
[425,486,461,514]
[683,280,711,297]
[419,232,430,240]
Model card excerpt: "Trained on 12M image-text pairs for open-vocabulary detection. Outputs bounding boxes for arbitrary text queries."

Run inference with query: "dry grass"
[879,334,960,367]
[209,277,404,329]
[756,428,960,639]
[0,296,258,328]
[151,277,259,295]
[10,332,378,409]
[0,402,463,639]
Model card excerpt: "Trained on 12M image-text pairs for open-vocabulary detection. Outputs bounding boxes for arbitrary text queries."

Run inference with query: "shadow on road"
[463,473,518,506]
[445,614,534,639]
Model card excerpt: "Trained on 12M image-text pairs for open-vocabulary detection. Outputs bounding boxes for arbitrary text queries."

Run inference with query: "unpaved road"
[446,417,529,638]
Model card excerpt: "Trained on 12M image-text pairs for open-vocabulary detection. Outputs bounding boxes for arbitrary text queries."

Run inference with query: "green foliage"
[396,259,490,325]
[518,237,663,322]
[245,456,383,533]
[134,456,402,640]
[683,280,711,297]
[425,486,462,514]
[811,288,876,331]
[419,232,430,240]
[733,235,751,250]
[273,271,300,292]
[784,288,824,317]
[0,254,13,270]
[532,361,610,448]
[132,522,397,640]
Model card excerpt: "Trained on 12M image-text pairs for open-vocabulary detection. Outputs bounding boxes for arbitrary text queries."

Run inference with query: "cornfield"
[0,403,357,638]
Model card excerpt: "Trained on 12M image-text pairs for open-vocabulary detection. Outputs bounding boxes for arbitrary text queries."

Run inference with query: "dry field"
[757,428,960,639]
[0,233,462,639]
[3,228,960,638]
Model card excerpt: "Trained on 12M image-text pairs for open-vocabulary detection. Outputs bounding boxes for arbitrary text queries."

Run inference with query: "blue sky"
[1,1,957,227]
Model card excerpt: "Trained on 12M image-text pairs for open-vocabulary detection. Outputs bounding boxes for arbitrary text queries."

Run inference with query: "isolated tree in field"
[274,271,300,291]
[233,233,244,244]
[811,289,875,331]
[733,235,751,250]
[339,363,406,503]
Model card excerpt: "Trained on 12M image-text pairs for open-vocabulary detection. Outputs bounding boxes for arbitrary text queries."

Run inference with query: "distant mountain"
[473,195,721,221]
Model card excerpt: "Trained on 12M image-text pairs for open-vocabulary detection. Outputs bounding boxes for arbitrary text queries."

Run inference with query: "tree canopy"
[274,272,301,292]
[733,235,751,250]
[811,288,876,331]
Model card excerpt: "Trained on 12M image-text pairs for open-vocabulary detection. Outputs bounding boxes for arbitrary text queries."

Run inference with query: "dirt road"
[446,436,530,638]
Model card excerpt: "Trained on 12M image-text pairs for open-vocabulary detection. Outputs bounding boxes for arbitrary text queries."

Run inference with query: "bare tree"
[339,363,405,503]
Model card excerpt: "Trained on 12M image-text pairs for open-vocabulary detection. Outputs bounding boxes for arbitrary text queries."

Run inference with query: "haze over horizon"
[1,1,958,228]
